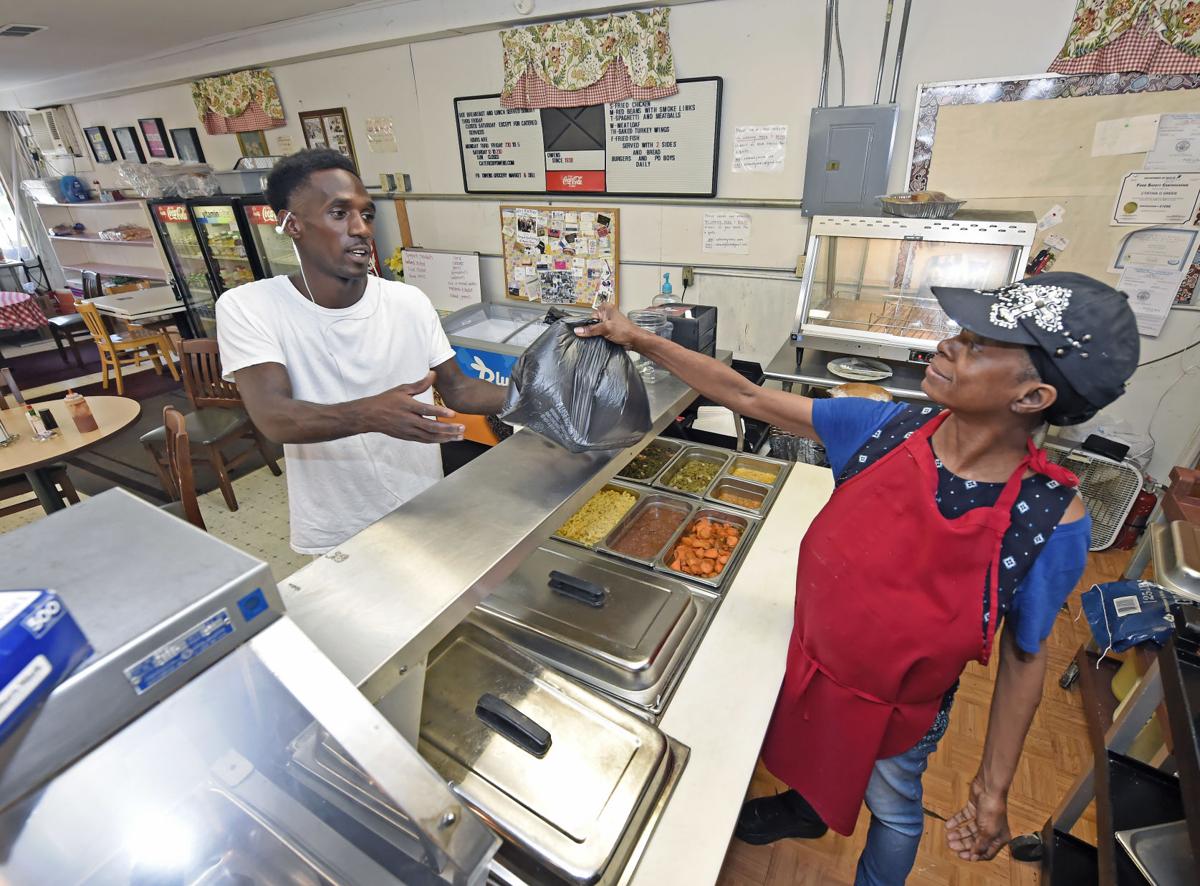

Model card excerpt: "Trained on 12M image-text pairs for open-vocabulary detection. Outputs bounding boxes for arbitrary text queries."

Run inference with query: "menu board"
[455,78,721,197]
[500,205,619,308]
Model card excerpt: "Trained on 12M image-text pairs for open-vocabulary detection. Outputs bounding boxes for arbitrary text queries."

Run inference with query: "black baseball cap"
[930,272,1140,425]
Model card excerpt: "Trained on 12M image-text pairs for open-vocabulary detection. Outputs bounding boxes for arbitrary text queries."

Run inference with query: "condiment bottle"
[64,390,99,432]
[25,405,48,437]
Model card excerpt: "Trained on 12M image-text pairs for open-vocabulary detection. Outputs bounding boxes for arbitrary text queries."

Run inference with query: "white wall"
[55,0,1200,478]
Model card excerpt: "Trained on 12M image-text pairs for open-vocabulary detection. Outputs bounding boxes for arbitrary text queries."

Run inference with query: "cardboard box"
[0,590,91,744]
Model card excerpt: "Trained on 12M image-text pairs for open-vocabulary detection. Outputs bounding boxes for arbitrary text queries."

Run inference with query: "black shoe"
[734,790,829,845]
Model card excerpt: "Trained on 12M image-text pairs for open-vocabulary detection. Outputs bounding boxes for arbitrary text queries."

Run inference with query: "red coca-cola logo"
[155,204,189,223]
[248,205,278,226]
[546,170,605,192]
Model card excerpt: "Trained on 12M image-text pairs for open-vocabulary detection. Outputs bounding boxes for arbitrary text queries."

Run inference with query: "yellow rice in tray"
[556,488,639,547]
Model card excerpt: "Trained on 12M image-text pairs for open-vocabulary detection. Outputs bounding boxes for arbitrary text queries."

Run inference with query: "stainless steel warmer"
[0,492,500,886]
[792,211,1037,362]
[472,541,712,717]
[414,623,688,886]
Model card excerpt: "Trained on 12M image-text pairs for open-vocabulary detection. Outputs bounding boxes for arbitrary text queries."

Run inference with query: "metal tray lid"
[476,542,697,690]
[420,623,669,884]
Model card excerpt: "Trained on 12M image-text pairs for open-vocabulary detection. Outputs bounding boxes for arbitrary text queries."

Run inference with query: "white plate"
[827,357,893,382]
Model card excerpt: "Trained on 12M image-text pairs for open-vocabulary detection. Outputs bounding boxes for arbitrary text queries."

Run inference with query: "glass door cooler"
[190,198,263,295]
[149,200,221,337]
[240,199,302,279]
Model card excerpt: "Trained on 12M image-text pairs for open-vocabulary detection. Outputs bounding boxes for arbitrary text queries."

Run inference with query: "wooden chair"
[161,405,205,530]
[142,338,281,512]
[75,300,179,396]
[0,370,81,516]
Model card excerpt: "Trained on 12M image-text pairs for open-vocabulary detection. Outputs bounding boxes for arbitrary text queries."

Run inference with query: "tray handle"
[475,693,552,758]
[547,569,608,608]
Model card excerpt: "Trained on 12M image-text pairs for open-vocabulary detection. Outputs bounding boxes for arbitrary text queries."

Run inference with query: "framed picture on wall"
[138,117,173,158]
[170,127,205,163]
[83,126,115,164]
[299,108,358,171]
[236,130,270,159]
[113,126,145,162]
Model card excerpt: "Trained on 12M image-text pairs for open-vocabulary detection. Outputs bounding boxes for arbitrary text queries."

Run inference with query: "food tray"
[653,447,732,499]
[655,506,760,591]
[617,437,686,485]
[706,477,774,516]
[553,482,645,551]
[878,194,965,219]
[722,454,789,488]
[597,493,697,568]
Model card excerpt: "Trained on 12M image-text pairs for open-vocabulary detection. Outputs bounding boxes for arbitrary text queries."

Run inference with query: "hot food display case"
[792,211,1037,363]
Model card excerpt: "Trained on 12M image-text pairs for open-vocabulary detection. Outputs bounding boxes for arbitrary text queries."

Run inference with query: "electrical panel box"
[802,104,900,216]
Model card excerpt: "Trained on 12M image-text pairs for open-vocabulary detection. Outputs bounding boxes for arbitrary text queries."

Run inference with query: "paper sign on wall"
[274,134,295,154]
[1142,113,1200,171]
[366,116,398,153]
[1111,227,1200,272]
[1120,264,1186,337]
[732,125,787,173]
[1112,172,1200,225]
[1091,114,1161,157]
[702,212,751,254]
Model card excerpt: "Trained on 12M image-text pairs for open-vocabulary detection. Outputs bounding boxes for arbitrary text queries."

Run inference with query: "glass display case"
[793,211,1037,362]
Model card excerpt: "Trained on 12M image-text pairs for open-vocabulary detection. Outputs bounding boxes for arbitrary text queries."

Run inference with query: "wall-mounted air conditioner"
[27,107,80,156]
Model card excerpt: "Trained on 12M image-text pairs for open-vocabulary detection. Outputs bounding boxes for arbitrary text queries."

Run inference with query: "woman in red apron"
[578,273,1140,883]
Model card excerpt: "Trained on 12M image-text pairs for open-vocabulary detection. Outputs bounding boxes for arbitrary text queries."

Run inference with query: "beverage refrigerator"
[148,198,263,337]
[237,198,302,279]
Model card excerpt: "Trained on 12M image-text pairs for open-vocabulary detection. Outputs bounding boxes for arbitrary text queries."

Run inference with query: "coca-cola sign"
[546,170,605,192]
[155,204,189,223]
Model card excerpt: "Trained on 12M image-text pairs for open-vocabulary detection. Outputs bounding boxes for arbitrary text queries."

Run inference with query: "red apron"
[761,410,1077,835]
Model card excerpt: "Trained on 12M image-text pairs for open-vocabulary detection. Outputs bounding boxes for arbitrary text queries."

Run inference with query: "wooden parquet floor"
[714,547,1134,886]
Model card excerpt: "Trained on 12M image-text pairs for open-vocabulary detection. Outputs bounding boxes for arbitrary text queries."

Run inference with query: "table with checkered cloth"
[0,291,48,331]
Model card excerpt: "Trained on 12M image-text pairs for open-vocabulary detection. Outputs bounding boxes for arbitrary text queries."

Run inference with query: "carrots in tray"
[668,517,742,578]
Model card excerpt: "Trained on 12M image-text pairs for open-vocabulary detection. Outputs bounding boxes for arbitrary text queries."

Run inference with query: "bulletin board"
[499,205,620,308]
[907,74,1200,318]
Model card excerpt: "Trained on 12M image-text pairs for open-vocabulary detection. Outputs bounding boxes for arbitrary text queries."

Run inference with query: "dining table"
[0,395,141,513]
[0,291,48,332]
[86,286,198,339]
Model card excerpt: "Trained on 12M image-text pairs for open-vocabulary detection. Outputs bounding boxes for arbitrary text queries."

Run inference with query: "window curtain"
[501,8,678,109]
[1050,1,1200,74]
[191,69,285,135]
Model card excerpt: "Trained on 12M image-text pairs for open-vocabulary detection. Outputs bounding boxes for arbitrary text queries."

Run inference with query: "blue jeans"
[854,687,954,886]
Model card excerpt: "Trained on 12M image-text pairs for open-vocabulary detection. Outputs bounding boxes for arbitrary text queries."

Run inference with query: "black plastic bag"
[499,319,651,453]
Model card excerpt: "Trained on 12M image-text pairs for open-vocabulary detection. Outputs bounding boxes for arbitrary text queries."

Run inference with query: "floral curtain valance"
[191,68,285,135]
[1050,1,1200,74]
[501,8,678,109]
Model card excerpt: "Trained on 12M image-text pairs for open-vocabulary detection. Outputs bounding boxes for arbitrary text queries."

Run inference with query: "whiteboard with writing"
[400,249,482,312]
[454,78,721,197]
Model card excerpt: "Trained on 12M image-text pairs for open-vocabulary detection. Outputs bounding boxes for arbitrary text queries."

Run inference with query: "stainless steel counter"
[281,353,730,704]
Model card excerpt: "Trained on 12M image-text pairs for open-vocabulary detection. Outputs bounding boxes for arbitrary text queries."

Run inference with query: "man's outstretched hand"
[945,779,1010,861]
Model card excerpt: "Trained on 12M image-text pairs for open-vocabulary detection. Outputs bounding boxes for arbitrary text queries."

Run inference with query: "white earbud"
[275,210,292,235]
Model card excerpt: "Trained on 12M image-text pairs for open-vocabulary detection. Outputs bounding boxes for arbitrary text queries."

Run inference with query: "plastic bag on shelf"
[499,319,651,453]
[168,164,217,196]
[114,161,163,198]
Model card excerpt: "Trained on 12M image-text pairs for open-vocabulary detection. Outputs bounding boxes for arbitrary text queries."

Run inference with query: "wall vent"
[0,24,46,38]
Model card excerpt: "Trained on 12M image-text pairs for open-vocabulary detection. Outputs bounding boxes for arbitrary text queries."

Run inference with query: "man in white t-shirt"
[217,149,505,554]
